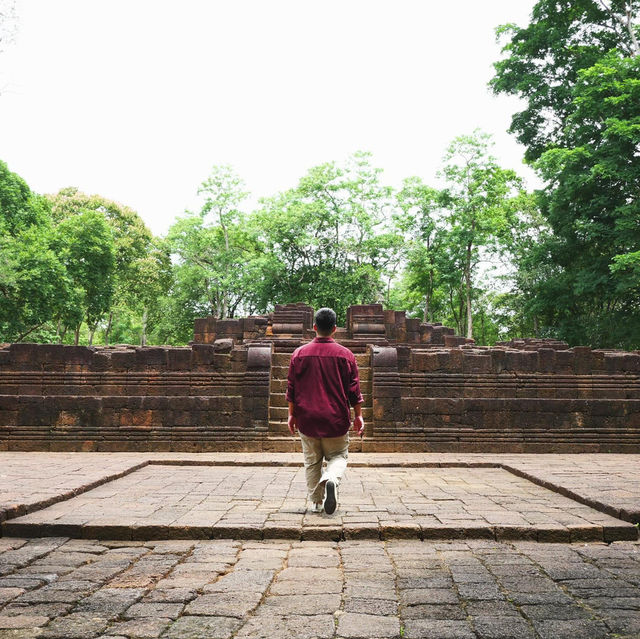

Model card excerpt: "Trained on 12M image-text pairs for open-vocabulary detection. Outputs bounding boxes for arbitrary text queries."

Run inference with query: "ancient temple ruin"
[1,303,639,452]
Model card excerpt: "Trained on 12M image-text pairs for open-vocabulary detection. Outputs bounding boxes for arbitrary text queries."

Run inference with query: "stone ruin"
[1,303,639,453]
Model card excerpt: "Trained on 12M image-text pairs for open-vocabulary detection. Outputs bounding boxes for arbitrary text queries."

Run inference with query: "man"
[286,307,364,514]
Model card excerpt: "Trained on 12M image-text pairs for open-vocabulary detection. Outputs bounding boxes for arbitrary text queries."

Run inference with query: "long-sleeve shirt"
[286,337,364,438]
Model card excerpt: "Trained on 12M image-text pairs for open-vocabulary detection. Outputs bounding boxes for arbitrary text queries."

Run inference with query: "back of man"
[286,307,364,514]
[288,337,360,439]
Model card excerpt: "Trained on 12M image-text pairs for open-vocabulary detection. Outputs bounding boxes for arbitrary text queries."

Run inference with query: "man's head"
[314,307,337,337]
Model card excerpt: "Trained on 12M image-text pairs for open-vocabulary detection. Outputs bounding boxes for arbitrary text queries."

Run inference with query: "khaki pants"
[299,431,349,504]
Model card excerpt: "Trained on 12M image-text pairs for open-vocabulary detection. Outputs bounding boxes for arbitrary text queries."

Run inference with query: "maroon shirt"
[286,337,364,438]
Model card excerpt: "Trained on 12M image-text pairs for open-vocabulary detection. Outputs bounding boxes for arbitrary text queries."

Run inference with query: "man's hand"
[287,413,297,436]
[353,415,364,437]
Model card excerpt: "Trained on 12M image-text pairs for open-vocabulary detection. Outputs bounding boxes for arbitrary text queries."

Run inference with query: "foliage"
[254,152,403,323]
[52,210,115,339]
[492,1,640,348]
[394,133,527,340]
[47,188,158,344]
[0,161,69,341]
[167,166,264,320]
[491,0,639,162]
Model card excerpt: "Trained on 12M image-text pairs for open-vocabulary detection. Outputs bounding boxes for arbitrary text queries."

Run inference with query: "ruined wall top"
[192,303,476,348]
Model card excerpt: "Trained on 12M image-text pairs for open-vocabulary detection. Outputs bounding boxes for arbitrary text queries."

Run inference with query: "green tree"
[167,166,264,322]
[255,152,402,322]
[492,2,640,347]
[122,239,172,345]
[52,211,116,344]
[0,160,69,341]
[47,188,154,344]
[395,177,441,322]
[491,0,639,162]
[438,132,524,339]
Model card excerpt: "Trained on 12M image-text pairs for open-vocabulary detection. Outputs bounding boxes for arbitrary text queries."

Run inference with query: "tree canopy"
[492,0,640,348]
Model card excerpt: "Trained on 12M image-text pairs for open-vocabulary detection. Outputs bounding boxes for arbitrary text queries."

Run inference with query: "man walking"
[286,307,364,514]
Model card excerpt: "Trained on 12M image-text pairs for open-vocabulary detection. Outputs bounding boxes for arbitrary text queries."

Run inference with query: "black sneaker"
[324,480,337,515]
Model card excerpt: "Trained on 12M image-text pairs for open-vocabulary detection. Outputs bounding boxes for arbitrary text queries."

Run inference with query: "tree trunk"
[56,320,62,344]
[104,312,113,346]
[141,307,148,346]
[74,326,80,346]
[88,325,96,346]
[465,251,473,340]
[533,315,539,338]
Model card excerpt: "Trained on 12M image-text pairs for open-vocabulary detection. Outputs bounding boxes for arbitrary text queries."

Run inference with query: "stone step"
[355,354,371,367]
[269,420,292,434]
[5,507,635,542]
[268,406,373,421]
[272,353,371,368]
[269,390,372,401]
[270,379,288,393]
[270,366,290,379]
[272,353,292,367]
[269,407,289,420]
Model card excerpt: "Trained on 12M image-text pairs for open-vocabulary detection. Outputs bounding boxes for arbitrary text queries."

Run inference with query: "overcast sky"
[1,0,538,236]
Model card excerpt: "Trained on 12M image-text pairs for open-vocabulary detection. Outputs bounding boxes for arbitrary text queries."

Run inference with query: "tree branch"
[17,322,45,342]
[597,0,640,55]
[625,3,640,55]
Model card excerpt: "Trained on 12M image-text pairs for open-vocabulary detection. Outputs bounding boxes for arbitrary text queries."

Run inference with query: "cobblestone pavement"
[0,536,638,639]
[4,466,636,542]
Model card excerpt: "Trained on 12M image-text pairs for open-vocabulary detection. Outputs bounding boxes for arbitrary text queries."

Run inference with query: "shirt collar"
[313,336,335,343]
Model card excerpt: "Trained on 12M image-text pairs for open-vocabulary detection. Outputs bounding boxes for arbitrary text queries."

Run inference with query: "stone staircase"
[266,345,372,451]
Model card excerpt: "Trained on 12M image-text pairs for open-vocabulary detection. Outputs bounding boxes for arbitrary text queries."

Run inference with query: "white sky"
[0,0,538,236]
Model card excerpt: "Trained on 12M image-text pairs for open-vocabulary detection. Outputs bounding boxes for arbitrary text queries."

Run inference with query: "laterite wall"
[369,345,640,452]
[0,342,271,451]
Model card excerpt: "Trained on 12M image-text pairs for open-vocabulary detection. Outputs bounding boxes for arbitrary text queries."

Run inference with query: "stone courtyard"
[0,452,639,638]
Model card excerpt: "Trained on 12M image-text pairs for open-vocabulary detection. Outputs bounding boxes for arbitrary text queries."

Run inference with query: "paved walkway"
[3,466,636,542]
[1,453,639,541]
[0,536,639,639]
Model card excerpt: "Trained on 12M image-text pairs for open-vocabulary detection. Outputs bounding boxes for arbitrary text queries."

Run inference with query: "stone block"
[411,352,438,372]
[448,349,464,371]
[537,348,556,373]
[572,346,592,374]
[372,346,397,370]
[0,409,17,428]
[135,347,167,369]
[191,344,216,368]
[17,403,52,427]
[111,350,136,370]
[8,343,41,367]
[167,349,191,371]
[247,345,271,370]
[444,335,466,347]
[213,338,234,353]
[463,354,491,374]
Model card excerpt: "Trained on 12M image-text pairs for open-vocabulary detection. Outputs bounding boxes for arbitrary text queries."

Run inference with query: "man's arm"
[348,358,365,437]
[352,402,364,437]
[287,401,297,436]
[285,354,297,436]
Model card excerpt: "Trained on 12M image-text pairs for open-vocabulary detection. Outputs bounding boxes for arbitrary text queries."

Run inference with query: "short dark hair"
[314,307,337,334]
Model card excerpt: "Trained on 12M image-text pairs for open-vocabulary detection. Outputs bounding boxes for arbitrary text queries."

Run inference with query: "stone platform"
[1,453,638,543]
